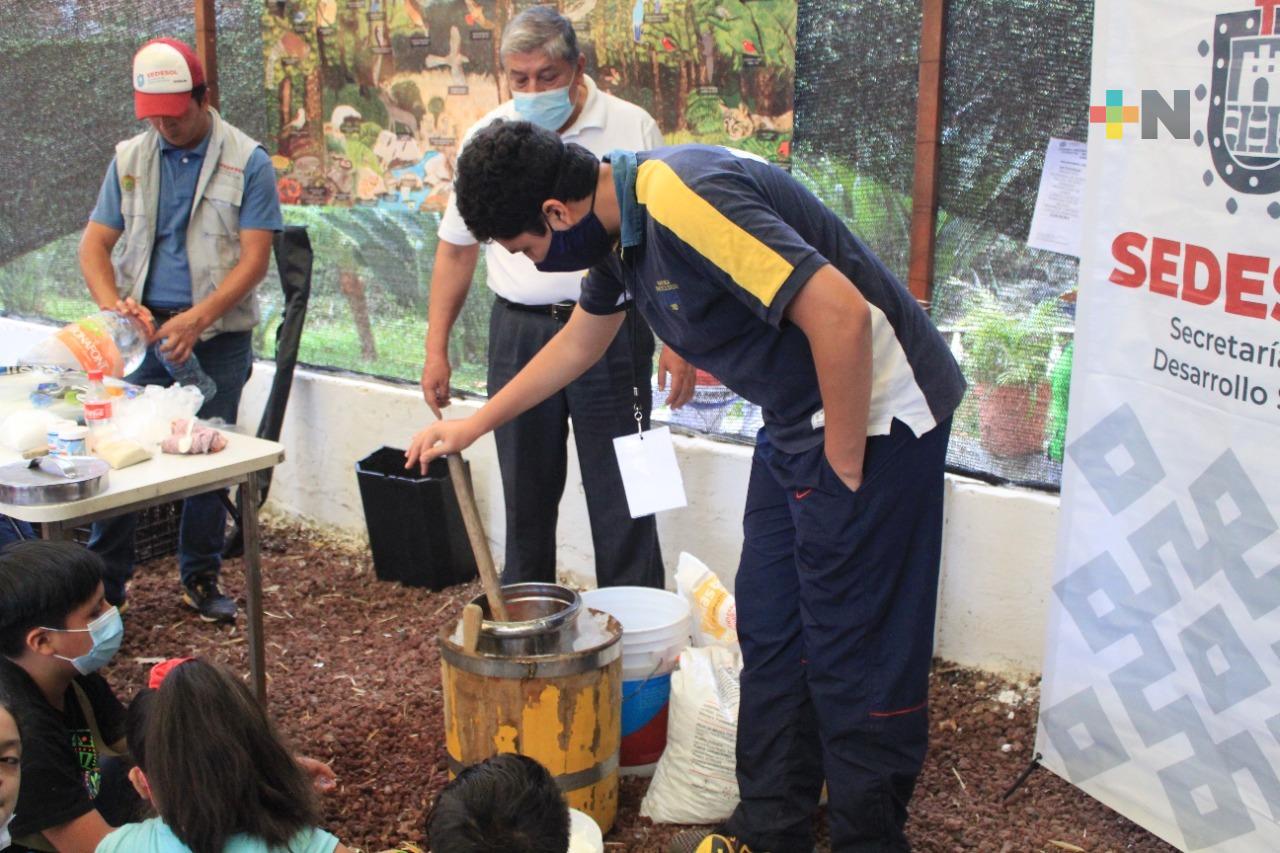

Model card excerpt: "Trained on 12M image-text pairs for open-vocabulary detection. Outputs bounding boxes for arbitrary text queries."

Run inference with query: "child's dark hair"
[126,659,318,853]
[455,119,599,242]
[0,540,103,657]
[428,753,570,853]
[0,687,19,739]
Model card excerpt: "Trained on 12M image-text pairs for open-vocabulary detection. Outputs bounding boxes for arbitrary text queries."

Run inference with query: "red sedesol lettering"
[1108,232,1277,322]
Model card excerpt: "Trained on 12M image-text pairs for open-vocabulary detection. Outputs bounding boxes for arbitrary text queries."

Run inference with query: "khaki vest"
[111,108,264,338]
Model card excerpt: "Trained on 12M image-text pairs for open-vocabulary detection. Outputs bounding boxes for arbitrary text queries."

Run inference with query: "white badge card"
[613,426,688,518]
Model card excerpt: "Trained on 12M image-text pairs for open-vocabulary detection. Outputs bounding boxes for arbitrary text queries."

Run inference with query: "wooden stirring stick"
[430,410,509,622]
[461,602,483,653]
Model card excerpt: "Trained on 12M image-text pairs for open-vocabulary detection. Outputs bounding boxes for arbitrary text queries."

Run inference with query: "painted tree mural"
[264,0,795,212]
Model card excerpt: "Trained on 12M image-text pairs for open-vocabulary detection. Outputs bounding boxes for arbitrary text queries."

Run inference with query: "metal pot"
[0,456,109,505]
[468,582,582,657]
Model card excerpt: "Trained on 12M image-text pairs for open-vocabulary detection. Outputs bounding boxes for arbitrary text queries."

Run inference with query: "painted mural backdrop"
[261,0,795,211]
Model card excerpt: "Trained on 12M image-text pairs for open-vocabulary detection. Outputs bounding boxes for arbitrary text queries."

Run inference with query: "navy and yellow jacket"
[580,145,965,453]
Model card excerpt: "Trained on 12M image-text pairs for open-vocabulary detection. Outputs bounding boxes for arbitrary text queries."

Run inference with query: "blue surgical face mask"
[44,606,124,675]
[513,84,577,131]
[535,173,614,273]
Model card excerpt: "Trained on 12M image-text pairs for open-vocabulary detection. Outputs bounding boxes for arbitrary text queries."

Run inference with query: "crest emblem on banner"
[1208,3,1280,194]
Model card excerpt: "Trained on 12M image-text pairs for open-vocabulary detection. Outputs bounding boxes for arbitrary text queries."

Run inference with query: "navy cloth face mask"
[534,177,614,273]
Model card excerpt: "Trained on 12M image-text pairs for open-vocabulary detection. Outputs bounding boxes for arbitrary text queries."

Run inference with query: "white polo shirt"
[437,75,665,305]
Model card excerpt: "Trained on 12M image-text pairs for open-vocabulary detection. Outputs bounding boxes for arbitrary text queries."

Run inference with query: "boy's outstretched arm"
[406,307,626,471]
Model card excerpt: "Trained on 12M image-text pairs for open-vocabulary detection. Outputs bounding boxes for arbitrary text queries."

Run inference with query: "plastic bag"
[675,552,738,649]
[639,645,743,824]
[108,384,204,450]
[160,418,227,454]
[0,409,60,453]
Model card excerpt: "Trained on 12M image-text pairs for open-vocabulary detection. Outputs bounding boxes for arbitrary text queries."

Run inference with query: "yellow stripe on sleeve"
[635,159,794,307]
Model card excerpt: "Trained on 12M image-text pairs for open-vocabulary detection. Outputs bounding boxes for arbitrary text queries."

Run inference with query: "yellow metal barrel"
[438,613,623,832]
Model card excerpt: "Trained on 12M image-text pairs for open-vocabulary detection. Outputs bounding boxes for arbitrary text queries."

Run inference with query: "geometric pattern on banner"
[1039,685,1131,783]
[1065,403,1164,515]
[1046,404,1280,850]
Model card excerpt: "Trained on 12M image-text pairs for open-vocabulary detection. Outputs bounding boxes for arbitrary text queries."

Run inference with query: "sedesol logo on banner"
[1088,0,1280,215]
[1037,2,1280,852]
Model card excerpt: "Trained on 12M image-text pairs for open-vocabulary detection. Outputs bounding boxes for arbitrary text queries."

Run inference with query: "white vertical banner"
[1036,2,1280,851]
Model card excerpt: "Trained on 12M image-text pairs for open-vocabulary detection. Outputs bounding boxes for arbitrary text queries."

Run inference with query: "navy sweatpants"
[724,418,951,852]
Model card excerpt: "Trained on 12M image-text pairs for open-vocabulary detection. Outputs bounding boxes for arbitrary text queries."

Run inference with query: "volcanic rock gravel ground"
[101,519,1175,852]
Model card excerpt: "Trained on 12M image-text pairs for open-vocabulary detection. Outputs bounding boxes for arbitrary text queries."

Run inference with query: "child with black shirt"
[0,690,21,850]
[0,541,136,853]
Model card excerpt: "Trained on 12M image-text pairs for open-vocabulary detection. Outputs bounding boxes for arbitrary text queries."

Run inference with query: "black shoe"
[181,574,237,623]
[667,829,755,853]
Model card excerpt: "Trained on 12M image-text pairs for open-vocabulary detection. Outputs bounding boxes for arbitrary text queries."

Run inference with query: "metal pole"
[240,473,267,703]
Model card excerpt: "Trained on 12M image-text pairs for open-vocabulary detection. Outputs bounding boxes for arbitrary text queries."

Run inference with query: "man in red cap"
[79,39,283,624]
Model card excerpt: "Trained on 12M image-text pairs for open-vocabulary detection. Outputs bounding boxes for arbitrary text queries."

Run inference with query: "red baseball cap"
[132,38,205,119]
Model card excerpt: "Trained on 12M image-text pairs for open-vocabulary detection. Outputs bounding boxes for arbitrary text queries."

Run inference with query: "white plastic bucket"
[568,808,604,853]
[582,586,691,774]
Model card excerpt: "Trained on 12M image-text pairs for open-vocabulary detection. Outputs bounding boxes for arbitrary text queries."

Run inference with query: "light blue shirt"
[90,131,282,310]
[96,817,339,853]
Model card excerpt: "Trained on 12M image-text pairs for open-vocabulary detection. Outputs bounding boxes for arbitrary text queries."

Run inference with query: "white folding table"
[0,433,285,701]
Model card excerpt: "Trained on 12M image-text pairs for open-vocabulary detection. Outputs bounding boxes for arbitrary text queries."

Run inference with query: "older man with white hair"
[421,6,691,589]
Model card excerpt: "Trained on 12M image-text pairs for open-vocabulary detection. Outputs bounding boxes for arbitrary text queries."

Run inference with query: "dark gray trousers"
[487,298,664,588]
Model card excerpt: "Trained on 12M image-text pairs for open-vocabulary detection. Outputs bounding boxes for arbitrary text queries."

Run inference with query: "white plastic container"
[57,425,89,456]
[581,586,691,775]
[568,807,604,853]
[46,419,77,457]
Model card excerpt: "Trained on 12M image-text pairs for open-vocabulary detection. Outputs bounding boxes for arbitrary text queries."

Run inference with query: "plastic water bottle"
[19,311,149,378]
[83,369,113,434]
[154,341,218,404]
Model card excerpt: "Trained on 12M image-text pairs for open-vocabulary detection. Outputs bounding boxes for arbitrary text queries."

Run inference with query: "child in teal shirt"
[96,659,348,853]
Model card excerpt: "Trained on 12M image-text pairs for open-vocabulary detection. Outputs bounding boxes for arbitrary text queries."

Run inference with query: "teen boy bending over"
[408,121,965,853]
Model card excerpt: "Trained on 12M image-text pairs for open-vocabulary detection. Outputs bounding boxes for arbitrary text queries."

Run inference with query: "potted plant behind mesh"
[961,293,1059,458]
[682,369,737,433]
